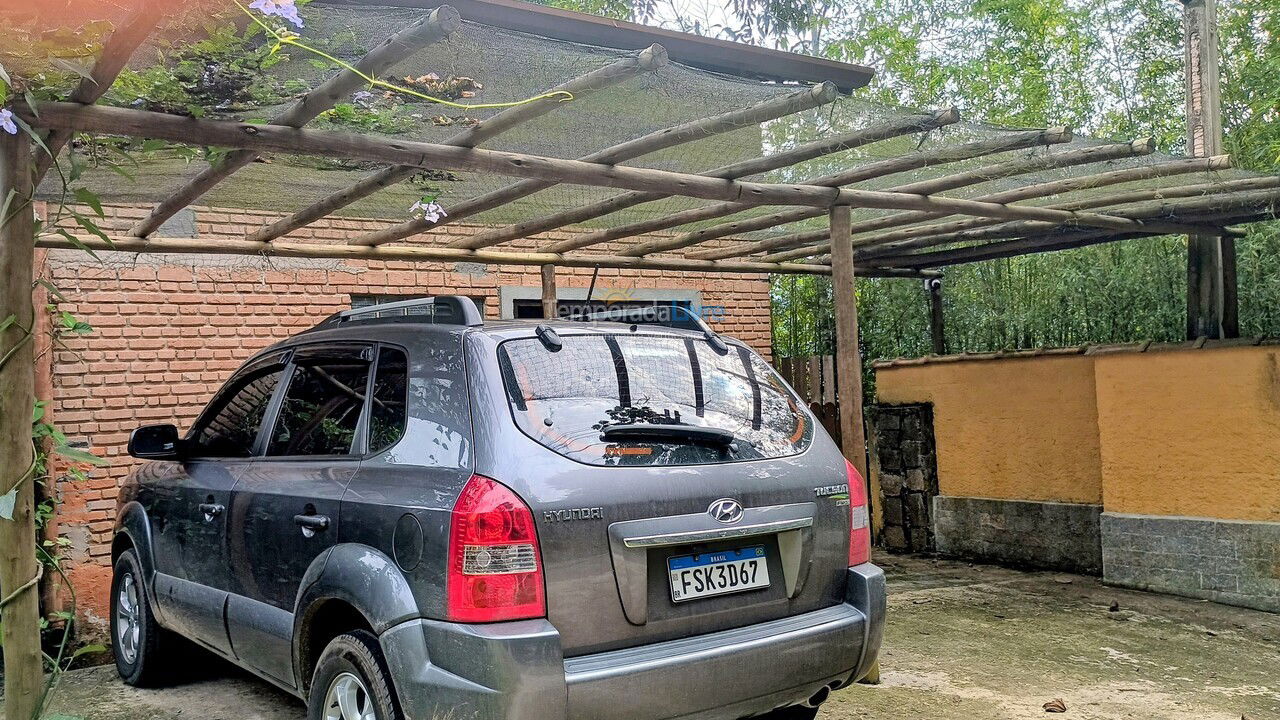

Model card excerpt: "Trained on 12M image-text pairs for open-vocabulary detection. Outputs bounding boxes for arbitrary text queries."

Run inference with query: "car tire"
[307,630,402,720]
[111,548,173,686]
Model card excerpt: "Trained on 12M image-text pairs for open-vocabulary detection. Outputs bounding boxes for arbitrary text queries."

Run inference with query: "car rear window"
[497,333,813,466]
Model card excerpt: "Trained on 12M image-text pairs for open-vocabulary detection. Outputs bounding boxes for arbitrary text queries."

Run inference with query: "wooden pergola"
[1,0,1276,715]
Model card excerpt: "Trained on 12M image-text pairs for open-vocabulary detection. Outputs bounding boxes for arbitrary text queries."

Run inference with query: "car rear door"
[470,330,853,657]
[225,343,373,687]
[147,350,289,656]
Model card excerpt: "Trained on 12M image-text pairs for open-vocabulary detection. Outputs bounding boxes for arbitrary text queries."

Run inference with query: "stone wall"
[934,497,1102,574]
[867,403,938,553]
[1101,513,1280,613]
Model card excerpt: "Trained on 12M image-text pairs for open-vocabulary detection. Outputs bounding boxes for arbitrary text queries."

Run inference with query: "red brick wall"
[43,204,774,627]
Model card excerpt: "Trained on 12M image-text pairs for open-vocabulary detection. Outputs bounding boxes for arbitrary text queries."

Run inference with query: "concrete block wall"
[934,497,1102,574]
[42,203,775,626]
[1102,513,1280,613]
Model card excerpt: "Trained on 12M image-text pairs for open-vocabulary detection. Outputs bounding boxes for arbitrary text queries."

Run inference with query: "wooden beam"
[33,0,165,183]
[37,233,835,274]
[1183,0,1232,339]
[349,83,839,247]
[537,108,961,254]
[1,130,41,720]
[829,205,867,477]
[758,155,1236,263]
[26,103,1210,237]
[638,127,1074,256]
[541,265,557,318]
[446,83,847,250]
[18,101,853,207]
[129,5,463,238]
[872,204,1278,269]
[463,103,945,252]
[855,180,1280,260]
[696,137,1159,261]
[248,44,669,244]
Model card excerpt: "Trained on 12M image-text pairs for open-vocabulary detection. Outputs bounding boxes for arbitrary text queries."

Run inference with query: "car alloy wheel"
[115,571,142,665]
[324,671,378,720]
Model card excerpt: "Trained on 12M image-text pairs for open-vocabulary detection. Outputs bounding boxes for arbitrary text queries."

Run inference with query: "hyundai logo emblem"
[708,498,745,524]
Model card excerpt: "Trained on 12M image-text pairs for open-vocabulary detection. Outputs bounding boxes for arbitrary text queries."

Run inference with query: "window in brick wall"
[352,294,488,317]
[511,298,692,320]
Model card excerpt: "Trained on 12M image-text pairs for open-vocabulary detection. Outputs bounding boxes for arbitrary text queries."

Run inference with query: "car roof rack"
[570,304,730,354]
[310,295,485,331]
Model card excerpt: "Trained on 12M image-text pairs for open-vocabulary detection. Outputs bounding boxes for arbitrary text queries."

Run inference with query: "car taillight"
[446,474,546,623]
[846,459,871,566]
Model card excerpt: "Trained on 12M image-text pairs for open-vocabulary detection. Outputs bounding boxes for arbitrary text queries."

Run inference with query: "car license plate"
[667,546,770,603]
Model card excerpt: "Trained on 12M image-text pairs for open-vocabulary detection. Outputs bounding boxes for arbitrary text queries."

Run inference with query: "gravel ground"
[16,554,1280,720]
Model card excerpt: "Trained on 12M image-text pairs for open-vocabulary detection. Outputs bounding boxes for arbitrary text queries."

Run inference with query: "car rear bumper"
[381,563,885,720]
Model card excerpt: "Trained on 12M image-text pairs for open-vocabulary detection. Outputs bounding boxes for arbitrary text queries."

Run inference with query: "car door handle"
[198,503,224,520]
[293,514,330,537]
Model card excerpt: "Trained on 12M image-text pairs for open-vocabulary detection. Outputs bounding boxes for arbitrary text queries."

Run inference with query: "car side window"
[190,357,287,458]
[267,346,372,457]
[368,346,408,454]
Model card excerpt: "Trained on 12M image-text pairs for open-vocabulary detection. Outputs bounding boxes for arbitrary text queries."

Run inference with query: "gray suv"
[113,296,884,720]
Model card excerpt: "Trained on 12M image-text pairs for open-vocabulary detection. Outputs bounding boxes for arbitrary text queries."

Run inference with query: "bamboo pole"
[632,128,1074,257]
[23,103,1218,237]
[33,0,165,184]
[129,6,463,238]
[352,82,843,248]
[757,155,1235,263]
[249,44,670,244]
[538,108,961,254]
[1,131,42,720]
[694,137,1158,261]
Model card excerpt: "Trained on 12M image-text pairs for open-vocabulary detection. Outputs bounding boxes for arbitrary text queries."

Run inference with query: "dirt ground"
[16,554,1280,720]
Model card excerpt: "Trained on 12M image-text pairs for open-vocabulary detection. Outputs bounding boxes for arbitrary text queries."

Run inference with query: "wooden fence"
[775,355,843,448]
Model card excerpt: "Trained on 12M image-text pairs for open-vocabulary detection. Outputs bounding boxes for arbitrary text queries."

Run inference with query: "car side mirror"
[128,424,184,460]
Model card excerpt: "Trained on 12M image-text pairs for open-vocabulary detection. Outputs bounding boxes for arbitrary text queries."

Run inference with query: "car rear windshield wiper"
[599,423,736,447]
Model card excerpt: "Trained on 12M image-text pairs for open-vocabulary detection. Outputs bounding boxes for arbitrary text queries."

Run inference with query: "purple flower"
[249,0,304,28]
[352,90,376,106]
[0,109,16,135]
[410,199,447,224]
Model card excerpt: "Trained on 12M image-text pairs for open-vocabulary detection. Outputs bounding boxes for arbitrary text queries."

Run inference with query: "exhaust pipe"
[802,685,831,709]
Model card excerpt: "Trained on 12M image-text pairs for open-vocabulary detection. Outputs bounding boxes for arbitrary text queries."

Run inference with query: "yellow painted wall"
[875,356,1103,504]
[1094,346,1280,522]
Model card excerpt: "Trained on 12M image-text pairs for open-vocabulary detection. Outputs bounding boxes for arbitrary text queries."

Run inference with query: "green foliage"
[528,0,640,20]
[656,0,1280,390]
[108,21,293,117]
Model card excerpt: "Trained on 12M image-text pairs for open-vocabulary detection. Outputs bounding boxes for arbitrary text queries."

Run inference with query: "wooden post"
[540,264,558,319]
[926,277,947,355]
[829,205,868,479]
[1183,0,1237,339]
[1,130,43,720]
[834,203,879,685]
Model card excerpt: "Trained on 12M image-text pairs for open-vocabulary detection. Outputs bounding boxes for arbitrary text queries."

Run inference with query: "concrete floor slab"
[12,554,1279,720]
